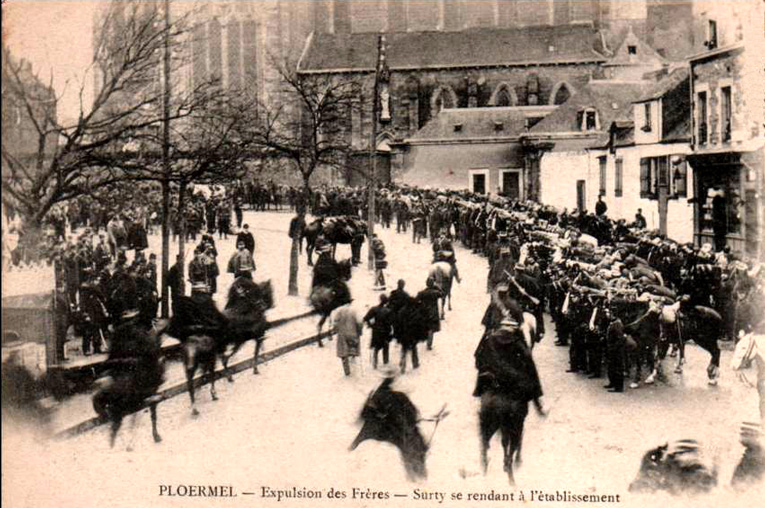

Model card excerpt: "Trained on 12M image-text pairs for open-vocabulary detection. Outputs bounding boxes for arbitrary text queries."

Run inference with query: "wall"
[538,141,696,243]
[645,0,694,60]
[396,140,525,192]
[337,63,598,149]
[633,99,661,145]
[693,48,758,149]
[538,148,590,212]
[600,143,695,243]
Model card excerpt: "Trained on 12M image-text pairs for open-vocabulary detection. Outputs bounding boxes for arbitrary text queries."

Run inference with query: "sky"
[3,0,101,124]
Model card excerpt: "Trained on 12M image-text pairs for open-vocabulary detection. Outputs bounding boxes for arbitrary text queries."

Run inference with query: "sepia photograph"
[1,1,764,507]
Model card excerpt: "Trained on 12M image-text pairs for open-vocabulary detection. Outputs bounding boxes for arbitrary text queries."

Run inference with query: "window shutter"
[640,159,650,198]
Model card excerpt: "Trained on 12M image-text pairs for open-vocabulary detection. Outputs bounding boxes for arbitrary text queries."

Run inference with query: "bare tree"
[254,55,360,295]
[1,2,195,235]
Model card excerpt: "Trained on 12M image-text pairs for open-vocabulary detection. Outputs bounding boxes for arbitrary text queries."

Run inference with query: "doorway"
[500,170,521,200]
[469,169,489,195]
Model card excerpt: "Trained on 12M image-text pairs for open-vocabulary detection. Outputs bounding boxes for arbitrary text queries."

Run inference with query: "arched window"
[551,82,574,105]
[430,85,457,115]
[489,83,518,107]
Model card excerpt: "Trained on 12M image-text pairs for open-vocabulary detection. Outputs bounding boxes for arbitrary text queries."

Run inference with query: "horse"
[165,278,273,416]
[309,257,352,345]
[302,216,366,266]
[220,277,273,378]
[92,315,165,449]
[676,302,723,385]
[428,261,458,319]
[731,331,765,420]
[350,376,428,481]
[474,325,542,485]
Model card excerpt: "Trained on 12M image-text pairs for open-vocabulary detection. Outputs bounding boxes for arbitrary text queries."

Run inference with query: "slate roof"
[406,107,551,142]
[634,67,689,103]
[603,27,666,68]
[527,80,652,135]
[299,25,606,73]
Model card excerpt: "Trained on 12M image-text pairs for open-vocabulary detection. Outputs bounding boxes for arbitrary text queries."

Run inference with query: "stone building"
[1,45,58,185]
[298,23,609,185]
[687,0,764,258]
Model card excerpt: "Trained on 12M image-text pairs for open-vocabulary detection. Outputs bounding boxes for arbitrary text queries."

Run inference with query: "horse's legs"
[109,416,123,448]
[707,345,721,385]
[307,244,314,266]
[223,342,244,382]
[150,403,162,443]
[440,296,445,320]
[317,316,326,347]
[447,290,452,311]
[184,347,199,416]
[207,359,218,401]
[253,339,263,374]
[125,411,140,452]
[500,429,515,485]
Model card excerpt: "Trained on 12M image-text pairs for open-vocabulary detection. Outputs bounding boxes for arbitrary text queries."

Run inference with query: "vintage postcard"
[2,1,764,508]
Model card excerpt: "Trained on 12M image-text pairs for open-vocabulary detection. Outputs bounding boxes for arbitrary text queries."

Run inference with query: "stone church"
[296,0,695,192]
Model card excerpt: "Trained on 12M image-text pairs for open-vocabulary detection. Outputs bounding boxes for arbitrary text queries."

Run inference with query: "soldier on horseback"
[432,231,461,283]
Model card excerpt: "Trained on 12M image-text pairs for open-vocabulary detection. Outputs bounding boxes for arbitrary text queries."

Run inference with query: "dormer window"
[580,108,598,131]
[642,103,652,132]
[628,45,637,55]
[453,123,463,132]
[494,121,504,132]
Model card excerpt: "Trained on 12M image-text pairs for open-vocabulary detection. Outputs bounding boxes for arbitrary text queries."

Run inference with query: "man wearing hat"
[371,234,387,290]
[364,294,394,369]
[227,240,256,280]
[189,245,211,295]
[236,224,255,255]
[334,302,362,376]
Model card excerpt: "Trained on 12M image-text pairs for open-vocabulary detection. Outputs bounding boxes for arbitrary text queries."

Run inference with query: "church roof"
[299,25,606,73]
[603,27,666,68]
[527,80,652,136]
[406,107,553,142]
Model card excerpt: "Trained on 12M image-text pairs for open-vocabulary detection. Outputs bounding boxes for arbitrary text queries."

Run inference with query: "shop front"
[689,149,763,260]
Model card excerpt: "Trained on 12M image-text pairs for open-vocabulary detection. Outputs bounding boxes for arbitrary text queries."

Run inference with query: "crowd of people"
[294,183,764,402]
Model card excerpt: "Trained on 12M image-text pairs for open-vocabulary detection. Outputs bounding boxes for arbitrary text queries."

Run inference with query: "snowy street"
[2,211,762,508]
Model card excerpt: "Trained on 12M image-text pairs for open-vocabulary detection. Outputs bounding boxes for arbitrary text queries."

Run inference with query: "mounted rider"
[432,230,461,283]
[473,317,548,417]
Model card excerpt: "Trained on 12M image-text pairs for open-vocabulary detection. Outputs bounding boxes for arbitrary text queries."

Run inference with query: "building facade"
[687,0,764,258]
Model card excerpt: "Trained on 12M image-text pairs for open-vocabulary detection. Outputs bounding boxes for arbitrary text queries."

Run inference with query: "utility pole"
[160,0,172,318]
[367,34,386,270]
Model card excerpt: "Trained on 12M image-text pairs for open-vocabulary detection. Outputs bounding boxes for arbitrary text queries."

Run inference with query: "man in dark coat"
[595,195,608,217]
[236,224,255,254]
[364,294,394,369]
[166,255,183,315]
[288,213,306,254]
[604,312,626,392]
[416,279,443,350]
[388,279,410,314]
[473,320,546,414]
